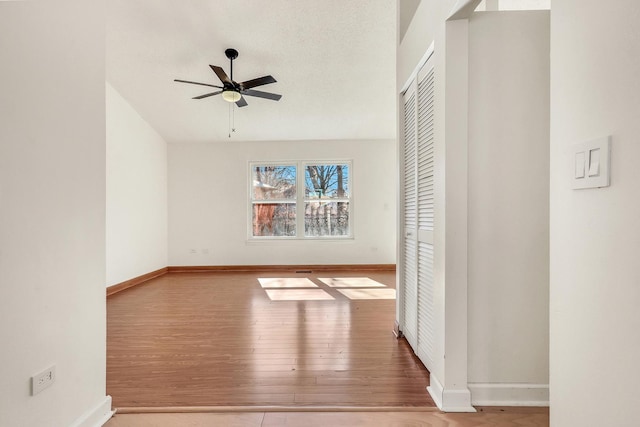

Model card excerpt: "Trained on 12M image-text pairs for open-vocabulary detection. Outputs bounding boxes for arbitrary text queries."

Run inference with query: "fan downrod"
[225,48,239,60]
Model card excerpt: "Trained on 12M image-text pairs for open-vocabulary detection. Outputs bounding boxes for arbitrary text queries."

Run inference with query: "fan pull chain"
[228,103,237,138]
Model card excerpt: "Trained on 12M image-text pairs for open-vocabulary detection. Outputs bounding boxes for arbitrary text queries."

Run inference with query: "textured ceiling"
[106,0,397,143]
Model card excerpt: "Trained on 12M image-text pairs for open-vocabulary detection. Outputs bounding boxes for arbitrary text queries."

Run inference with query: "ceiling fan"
[174,48,281,108]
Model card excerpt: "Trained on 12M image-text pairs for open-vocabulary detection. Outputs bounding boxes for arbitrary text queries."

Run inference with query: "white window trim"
[248,160,354,241]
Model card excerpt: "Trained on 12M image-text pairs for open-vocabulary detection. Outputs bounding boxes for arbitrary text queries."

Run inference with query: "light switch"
[588,148,600,177]
[572,136,611,190]
[575,152,585,178]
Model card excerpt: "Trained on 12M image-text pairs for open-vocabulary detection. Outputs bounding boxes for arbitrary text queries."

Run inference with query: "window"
[304,164,350,237]
[251,165,297,237]
[250,162,351,239]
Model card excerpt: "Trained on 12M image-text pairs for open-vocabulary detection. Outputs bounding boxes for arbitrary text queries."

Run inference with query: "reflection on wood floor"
[107,270,435,409]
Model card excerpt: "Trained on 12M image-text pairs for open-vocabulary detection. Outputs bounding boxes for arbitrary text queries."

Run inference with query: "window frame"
[248,160,353,241]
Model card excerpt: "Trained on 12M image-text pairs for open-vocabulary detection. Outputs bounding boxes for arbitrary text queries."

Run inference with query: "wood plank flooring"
[107,271,435,408]
[105,408,550,427]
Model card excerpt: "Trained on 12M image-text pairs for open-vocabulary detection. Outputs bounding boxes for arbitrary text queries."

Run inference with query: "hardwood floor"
[107,270,435,409]
[105,408,550,427]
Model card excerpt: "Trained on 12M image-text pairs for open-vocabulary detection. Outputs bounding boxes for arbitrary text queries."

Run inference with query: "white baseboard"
[69,395,115,427]
[427,373,476,413]
[468,383,549,407]
[426,373,444,408]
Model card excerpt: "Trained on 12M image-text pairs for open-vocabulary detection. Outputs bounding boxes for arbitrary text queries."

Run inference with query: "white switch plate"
[572,136,611,189]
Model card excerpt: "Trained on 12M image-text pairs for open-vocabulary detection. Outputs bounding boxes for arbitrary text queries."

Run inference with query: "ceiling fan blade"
[210,65,232,85]
[241,89,282,101]
[236,96,248,108]
[240,75,277,90]
[192,90,223,100]
[174,79,222,89]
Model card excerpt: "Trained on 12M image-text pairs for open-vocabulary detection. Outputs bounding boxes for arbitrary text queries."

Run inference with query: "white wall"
[550,1,640,426]
[168,140,396,266]
[0,1,111,426]
[106,83,168,286]
[467,11,549,403]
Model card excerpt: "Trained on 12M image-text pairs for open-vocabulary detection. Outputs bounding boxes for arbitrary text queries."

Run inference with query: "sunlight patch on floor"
[336,288,396,300]
[258,278,318,288]
[265,289,335,301]
[318,277,386,288]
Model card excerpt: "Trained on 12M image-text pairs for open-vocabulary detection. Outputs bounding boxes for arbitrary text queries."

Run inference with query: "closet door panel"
[401,88,418,349]
[400,54,435,372]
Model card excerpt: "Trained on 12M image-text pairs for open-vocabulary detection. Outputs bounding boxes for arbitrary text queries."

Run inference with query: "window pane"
[252,203,296,237]
[252,165,296,200]
[304,201,349,237]
[304,164,349,199]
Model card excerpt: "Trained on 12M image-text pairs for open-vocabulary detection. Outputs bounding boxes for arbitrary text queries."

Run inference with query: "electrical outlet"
[31,365,55,396]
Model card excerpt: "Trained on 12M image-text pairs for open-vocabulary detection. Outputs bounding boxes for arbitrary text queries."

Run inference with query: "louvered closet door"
[416,62,435,370]
[401,88,418,350]
[400,54,435,372]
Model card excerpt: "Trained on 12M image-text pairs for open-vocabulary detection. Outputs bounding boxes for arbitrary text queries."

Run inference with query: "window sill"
[246,236,355,245]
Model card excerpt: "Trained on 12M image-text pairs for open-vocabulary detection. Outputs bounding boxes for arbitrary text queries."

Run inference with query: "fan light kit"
[222,90,242,103]
[174,48,281,108]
